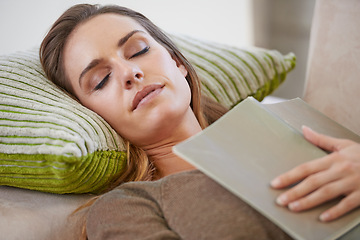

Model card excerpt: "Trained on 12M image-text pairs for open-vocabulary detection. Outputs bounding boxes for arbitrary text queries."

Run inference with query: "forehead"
[69,13,147,42]
[63,13,150,81]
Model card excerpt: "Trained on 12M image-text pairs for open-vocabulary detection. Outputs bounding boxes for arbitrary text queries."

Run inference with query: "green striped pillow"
[0,50,127,194]
[171,35,296,108]
[0,36,295,194]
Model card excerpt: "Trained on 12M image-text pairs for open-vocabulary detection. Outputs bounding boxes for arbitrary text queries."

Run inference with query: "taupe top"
[86,170,292,240]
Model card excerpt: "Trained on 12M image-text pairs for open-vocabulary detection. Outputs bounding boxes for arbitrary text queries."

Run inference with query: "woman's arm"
[271,126,360,222]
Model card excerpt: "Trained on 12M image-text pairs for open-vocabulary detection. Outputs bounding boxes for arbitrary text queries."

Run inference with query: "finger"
[286,172,358,212]
[275,164,341,206]
[271,154,332,189]
[302,126,352,152]
[286,179,347,212]
[319,192,360,222]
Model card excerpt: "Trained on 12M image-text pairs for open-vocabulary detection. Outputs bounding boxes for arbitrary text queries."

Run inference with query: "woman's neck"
[146,143,196,179]
[142,109,202,178]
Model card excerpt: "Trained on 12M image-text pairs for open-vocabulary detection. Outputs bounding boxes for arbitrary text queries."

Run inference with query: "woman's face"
[63,14,192,147]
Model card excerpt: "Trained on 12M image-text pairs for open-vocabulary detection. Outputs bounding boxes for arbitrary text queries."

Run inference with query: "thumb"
[302,126,346,152]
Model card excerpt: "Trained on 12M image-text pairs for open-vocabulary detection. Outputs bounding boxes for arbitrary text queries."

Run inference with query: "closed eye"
[94,73,111,91]
[130,46,150,59]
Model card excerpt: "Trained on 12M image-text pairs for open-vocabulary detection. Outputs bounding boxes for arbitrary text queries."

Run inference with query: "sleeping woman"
[40,4,360,239]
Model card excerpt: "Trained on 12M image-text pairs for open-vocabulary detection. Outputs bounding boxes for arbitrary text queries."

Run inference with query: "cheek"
[175,79,192,110]
[94,103,135,142]
[156,52,191,96]
[173,68,192,107]
[79,91,129,134]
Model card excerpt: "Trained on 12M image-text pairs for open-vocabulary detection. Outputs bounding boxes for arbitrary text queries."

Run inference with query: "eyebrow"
[78,29,144,87]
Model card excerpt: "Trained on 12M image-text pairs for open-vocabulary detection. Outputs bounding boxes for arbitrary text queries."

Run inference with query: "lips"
[132,84,164,111]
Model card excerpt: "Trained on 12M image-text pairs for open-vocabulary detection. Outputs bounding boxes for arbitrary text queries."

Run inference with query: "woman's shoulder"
[104,169,229,203]
[88,169,205,212]
[112,169,205,194]
[86,169,208,221]
[85,170,205,239]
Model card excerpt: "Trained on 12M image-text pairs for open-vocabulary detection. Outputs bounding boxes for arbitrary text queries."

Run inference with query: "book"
[173,97,360,240]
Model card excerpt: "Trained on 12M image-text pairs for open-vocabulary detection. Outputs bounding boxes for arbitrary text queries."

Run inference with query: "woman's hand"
[270,126,360,222]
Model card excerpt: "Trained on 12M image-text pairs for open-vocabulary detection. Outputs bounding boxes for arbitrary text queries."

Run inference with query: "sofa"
[0,0,359,239]
[303,0,360,137]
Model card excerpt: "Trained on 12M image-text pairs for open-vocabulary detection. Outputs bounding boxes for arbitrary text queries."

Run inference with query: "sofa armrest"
[0,186,92,240]
[303,0,360,135]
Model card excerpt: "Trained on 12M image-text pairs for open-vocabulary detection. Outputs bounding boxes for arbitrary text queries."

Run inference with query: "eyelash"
[93,46,150,91]
[94,73,110,91]
[130,46,150,58]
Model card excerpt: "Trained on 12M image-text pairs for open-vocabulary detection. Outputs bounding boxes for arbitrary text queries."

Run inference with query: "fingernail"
[271,178,281,188]
[319,212,330,222]
[302,125,316,141]
[301,125,312,131]
[288,201,300,211]
[276,195,287,206]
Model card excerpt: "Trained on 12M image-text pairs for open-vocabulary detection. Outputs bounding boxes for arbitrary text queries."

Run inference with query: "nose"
[117,60,144,90]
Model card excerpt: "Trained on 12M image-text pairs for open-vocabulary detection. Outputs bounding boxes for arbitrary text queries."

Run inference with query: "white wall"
[0,0,253,55]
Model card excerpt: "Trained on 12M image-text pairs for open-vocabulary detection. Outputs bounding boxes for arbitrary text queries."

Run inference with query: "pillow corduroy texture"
[170,34,296,108]
[0,51,126,194]
[0,36,296,194]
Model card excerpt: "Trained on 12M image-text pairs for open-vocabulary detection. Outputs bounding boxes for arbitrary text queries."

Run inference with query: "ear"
[171,54,188,77]
[178,64,188,77]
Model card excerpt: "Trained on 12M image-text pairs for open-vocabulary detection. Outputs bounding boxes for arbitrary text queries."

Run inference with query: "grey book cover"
[173,97,360,240]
